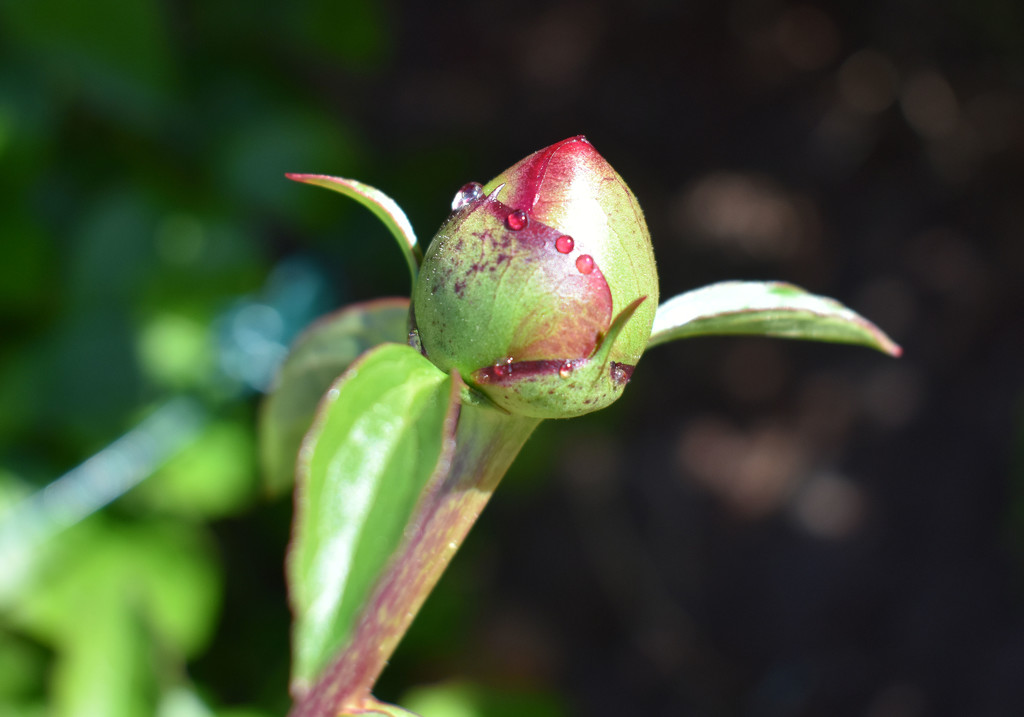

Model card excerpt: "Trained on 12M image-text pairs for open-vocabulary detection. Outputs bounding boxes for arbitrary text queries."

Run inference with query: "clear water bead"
[451,182,484,211]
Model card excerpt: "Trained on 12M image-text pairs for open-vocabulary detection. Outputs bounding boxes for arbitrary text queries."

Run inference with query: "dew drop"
[492,357,513,378]
[408,329,424,355]
[555,235,574,253]
[610,362,634,385]
[575,254,594,274]
[559,361,573,378]
[451,182,484,211]
[505,209,529,231]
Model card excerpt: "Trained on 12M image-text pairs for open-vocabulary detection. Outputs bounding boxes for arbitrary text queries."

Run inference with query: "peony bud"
[411,136,658,418]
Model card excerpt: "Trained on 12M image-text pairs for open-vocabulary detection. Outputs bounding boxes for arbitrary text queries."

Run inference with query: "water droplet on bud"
[555,235,574,253]
[408,328,423,354]
[575,254,594,274]
[610,362,634,385]
[559,361,573,378]
[505,209,529,231]
[451,182,484,211]
[491,357,513,378]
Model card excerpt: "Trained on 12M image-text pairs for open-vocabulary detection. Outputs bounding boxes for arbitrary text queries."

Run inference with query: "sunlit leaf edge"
[647,280,901,356]
[286,174,421,284]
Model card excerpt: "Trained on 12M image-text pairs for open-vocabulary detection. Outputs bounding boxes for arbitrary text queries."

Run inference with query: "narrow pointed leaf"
[259,299,411,496]
[287,174,422,283]
[288,343,459,695]
[647,281,901,356]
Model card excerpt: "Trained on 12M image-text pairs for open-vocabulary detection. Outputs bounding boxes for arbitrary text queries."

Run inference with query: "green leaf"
[288,343,459,694]
[286,174,421,283]
[647,281,901,356]
[259,298,410,496]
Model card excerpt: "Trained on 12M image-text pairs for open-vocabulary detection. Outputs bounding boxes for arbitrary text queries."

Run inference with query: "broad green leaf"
[286,174,421,283]
[288,343,459,693]
[259,298,410,495]
[647,281,901,356]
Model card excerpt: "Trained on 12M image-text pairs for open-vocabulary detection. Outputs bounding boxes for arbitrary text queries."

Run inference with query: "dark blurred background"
[2,1,1023,716]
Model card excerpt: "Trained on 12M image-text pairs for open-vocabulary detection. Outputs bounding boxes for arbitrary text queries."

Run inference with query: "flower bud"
[412,136,658,418]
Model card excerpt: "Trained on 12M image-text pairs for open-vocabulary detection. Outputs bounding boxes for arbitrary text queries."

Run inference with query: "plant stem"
[290,402,541,717]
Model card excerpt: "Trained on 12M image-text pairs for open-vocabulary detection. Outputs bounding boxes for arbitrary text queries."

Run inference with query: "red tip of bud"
[502,136,600,214]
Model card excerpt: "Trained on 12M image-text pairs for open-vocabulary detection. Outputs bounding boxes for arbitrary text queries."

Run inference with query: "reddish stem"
[289,403,541,717]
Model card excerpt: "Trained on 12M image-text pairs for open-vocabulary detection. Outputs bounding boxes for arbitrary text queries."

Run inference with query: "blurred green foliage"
[0,1,567,714]
[0,1,382,715]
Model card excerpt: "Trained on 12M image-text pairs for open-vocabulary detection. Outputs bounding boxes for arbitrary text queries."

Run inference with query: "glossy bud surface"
[412,136,658,418]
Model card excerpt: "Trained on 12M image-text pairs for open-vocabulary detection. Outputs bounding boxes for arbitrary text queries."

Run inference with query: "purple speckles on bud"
[413,136,659,418]
[575,254,595,274]
[505,209,529,231]
[451,182,484,211]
